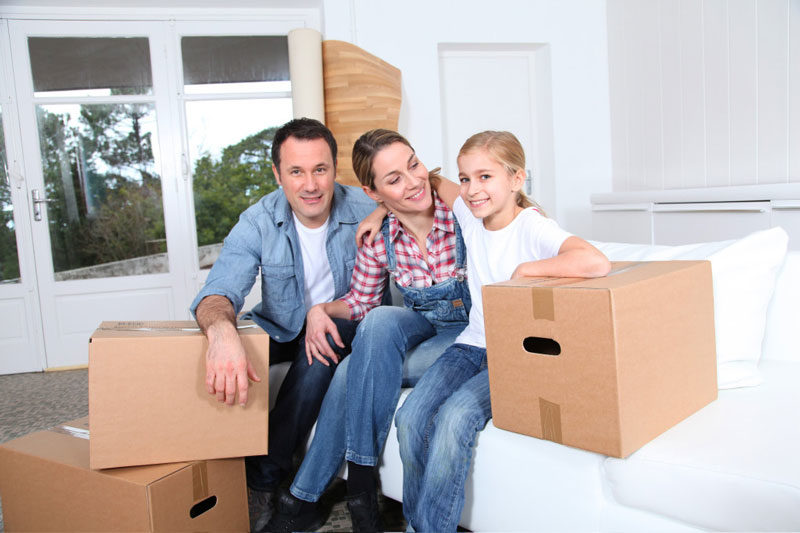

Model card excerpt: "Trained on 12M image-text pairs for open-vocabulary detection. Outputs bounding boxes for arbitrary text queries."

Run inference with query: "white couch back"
[762,251,800,363]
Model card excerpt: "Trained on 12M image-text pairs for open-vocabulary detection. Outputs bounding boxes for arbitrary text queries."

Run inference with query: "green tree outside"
[192,126,279,247]
[1,104,278,280]
[0,110,22,282]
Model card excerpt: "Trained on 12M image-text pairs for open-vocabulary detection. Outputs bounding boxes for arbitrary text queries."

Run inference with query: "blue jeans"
[395,343,492,532]
[245,317,358,492]
[290,306,464,502]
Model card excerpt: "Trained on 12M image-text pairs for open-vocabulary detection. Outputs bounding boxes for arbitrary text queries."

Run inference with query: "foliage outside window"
[0,108,22,283]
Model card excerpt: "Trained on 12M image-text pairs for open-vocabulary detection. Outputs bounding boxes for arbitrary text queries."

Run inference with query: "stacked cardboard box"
[483,261,718,458]
[89,321,270,469]
[0,418,249,532]
[0,320,269,531]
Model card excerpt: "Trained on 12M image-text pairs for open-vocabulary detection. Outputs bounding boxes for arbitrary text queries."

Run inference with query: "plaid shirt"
[341,194,465,320]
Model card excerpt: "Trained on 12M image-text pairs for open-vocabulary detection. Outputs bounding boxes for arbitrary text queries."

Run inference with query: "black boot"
[248,488,274,533]
[346,491,382,533]
[261,490,326,533]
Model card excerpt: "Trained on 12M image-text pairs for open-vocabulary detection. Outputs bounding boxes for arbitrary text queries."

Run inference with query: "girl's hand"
[356,205,388,247]
[429,174,460,208]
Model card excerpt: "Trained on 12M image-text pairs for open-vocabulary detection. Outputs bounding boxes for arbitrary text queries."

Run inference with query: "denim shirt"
[190,183,376,342]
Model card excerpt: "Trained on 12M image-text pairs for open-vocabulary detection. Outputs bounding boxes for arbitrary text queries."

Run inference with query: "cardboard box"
[89,320,269,469]
[483,261,718,458]
[0,418,248,532]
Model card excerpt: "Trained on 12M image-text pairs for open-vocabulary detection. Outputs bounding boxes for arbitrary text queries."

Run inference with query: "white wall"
[321,0,613,236]
[607,0,800,192]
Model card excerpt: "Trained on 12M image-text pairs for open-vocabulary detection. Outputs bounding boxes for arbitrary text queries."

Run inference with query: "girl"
[265,129,470,532]
[394,131,610,532]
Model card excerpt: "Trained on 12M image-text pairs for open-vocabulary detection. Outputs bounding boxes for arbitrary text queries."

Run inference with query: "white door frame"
[0,18,46,374]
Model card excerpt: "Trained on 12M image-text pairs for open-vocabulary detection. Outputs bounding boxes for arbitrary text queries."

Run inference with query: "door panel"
[9,20,179,369]
[0,33,46,373]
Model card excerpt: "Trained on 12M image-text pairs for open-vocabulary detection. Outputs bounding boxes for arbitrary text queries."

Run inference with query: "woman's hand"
[356,205,388,247]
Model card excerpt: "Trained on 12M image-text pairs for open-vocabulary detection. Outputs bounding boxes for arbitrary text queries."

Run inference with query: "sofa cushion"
[603,360,800,532]
[592,227,789,388]
[762,251,800,363]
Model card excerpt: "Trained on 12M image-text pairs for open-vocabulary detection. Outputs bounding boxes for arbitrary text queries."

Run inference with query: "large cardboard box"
[89,320,269,469]
[483,261,718,458]
[0,418,248,532]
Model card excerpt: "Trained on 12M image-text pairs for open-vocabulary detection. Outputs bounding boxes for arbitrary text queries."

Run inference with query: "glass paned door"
[9,21,182,370]
[30,36,167,281]
[181,35,292,269]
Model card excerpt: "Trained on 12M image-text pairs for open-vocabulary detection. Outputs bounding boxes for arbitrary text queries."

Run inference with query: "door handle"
[31,188,53,221]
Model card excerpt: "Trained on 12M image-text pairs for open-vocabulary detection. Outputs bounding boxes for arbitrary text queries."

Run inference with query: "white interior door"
[438,44,555,214]
[0,20,46,374]
[8,20,188,369]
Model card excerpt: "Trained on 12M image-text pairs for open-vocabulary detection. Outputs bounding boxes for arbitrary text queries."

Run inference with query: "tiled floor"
[0,368,407,532]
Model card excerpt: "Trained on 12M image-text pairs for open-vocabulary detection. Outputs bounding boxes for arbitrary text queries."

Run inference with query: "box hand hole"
[523,337,561,356]
[190,495,217,518]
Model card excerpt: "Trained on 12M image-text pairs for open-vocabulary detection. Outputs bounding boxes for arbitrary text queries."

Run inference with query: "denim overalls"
[382,216,471,328]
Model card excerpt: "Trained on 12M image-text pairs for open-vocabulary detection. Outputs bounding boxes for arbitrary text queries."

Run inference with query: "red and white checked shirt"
[341,193,466,320]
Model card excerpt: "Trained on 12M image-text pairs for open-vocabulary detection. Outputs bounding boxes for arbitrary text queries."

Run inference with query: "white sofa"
[276,228,800,531]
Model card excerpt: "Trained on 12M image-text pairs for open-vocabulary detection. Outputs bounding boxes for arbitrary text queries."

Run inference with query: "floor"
[0,368,407,532]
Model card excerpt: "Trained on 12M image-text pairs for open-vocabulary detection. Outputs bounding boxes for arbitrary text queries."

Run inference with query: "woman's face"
[367,142,432,215]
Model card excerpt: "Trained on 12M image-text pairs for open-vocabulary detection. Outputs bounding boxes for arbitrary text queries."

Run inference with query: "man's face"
[273,136,337,228]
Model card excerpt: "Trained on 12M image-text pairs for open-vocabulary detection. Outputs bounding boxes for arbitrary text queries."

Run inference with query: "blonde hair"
[457,130,545,215]
[352,129,443,191]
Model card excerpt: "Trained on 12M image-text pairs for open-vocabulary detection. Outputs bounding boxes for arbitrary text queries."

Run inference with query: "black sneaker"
[261,490,326,533]
[248,488,274,533]
[347,491,382,533]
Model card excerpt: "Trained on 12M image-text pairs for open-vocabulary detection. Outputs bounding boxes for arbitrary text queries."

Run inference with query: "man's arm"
[196,294,261,407]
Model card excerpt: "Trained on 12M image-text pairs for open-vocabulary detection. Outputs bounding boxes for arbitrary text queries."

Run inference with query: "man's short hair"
[271,118,338,173]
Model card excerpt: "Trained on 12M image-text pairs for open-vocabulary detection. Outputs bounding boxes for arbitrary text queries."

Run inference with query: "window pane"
[29,37,152,97]
[37,103,167,280]
[187,98,291,268]
[181,36,289,91]
[0,108,21,284]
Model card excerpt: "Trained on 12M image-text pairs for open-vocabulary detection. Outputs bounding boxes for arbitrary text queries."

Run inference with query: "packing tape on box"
[192,461,210,501]
[532,287,555,321]
[539,398,563,444]
[97,322,259,332]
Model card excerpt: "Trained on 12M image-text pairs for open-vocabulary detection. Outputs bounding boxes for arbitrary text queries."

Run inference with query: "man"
[190,118,376,531]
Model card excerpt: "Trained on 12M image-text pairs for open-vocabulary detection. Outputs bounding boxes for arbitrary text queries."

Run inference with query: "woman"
[264,129,471,533]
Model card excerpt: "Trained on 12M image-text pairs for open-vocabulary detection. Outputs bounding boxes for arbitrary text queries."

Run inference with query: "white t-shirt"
[293,214,336,312]
[452,196,572,348]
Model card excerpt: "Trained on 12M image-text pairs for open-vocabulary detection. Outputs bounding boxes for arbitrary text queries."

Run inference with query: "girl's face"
[366,142,432,215]
[457,148,524,231]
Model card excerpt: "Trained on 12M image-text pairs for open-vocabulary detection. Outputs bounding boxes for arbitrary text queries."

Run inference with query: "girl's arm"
[429,175,460,209]
[512,236,611,279]
[355,204,388,246]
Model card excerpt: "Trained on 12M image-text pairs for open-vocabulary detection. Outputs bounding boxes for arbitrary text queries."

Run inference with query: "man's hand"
[196,295,261,407]
[304,304,345,366]
[205,321,261,406]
